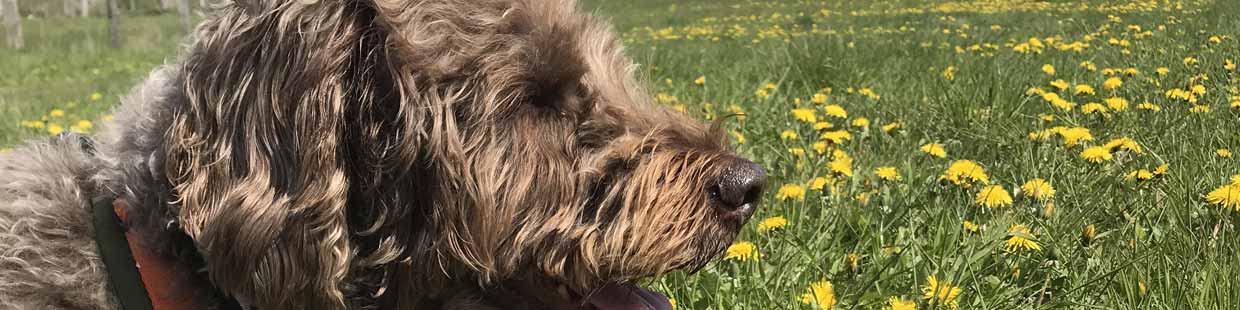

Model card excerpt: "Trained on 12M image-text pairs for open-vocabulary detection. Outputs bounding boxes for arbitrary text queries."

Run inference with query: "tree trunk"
[106,0,119,48]
[80,0,90,17]
[159,0,172,12]
[0,0,22,49]
[176,0,190,34]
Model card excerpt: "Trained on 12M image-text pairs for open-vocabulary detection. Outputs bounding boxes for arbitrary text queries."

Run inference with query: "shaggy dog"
[0,0,767,309]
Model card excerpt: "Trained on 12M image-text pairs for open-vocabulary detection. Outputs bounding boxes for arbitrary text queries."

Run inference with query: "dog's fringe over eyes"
[0,0,760,309]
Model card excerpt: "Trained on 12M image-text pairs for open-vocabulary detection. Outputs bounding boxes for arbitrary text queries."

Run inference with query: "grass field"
[4,0,1240,309]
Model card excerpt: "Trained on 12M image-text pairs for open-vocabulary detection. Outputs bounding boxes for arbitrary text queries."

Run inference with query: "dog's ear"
[163,2,378,308]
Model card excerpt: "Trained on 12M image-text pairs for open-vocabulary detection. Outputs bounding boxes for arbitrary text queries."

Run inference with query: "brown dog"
[0,0,766,309]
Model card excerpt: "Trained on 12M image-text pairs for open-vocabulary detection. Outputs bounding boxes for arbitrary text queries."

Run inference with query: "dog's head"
[162,0,764,309]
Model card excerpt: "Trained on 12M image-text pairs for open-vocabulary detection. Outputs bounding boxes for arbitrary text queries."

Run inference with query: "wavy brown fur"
[0,0,755,309]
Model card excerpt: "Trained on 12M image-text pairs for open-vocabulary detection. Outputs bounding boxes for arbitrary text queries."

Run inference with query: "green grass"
[4,1,1240,309]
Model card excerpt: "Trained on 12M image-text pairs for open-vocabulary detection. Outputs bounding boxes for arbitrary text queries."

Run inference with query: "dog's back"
[0,135,113,309]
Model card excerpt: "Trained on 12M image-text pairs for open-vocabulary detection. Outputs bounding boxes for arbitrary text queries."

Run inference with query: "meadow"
[3,0,1240,309]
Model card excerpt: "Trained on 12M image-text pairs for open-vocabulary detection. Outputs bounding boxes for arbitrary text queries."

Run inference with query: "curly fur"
[0,1,760,309]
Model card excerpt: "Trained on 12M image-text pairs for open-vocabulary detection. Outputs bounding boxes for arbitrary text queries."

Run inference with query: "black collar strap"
[92,196,155,310]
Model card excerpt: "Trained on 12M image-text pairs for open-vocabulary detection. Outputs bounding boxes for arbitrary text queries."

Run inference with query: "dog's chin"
[493,278,673,310]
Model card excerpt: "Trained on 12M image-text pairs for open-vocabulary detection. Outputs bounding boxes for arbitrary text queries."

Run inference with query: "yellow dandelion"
[823,105,848,119]
[1137,102,1162,112]
[1126,169,1155,182]
[1042,64,1056,75]
[1103,77,1123,90]
[1190,105,1211,113]
[921,143,947,158]
[777,184,806,201]
[49,109,66,117]
[1206,176,1240,211]
[1075,84,1096,96]
[808,177,829,191]
[1156,67,1170,76]
[694,75,705,86]
[851,117,870,128]
[811,93,829,104]
[875,166,901,182]
[1154,164,1170,175]
[813,122,834,130]
[788,148,805,157]
[792,108,817,123]
[1057,127,1093,146]
[725,242,760,262]
[1218,149,1233,158]
[1049,79,1070,91]
[89,92,103,101]
[942,66,956,80]
[1081,146,1113,163]
[882,122,902,133]
[1080,103,1108,115]
[799,280,836,309]
[976,185,1013,209]
[942,160,989,186]
[1005,224,1042,252]
[781,130,799,140]
[887,297,917,310]
[1104,137,1142,154]
[922,276,961,310]
[1021,178,1055,201]
[1226,59,1236,71]
[829,151,854,177]
[1104,97,1129,111]
[1184,56,1199,66]
[46,124,65,136]
[727,105,746,121]
[820,130,853,144]
[755,88,771,99]
[812,142,829,155]
[963,220,980,233]
[756,216,789,233]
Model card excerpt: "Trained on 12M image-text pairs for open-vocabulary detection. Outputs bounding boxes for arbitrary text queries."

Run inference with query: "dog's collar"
[93,197,211,310]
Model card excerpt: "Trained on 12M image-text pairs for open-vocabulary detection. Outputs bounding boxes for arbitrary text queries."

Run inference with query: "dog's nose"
[711,158,767,218]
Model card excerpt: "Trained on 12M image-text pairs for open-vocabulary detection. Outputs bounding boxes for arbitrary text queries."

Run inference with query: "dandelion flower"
[882,122,902,133]
[1057,127,1093,146]
[1156,67,1170,75]
[49,109,66,117]
[792,108,818,123]
[89,92,103,101]
[1103,77,1123,90]
[811,93,828,104]
[732,131,746,144]
[808,177,829,191]
[823,105,848,119]
[1190,105,1211,113]
[1104,97,1129,111]
[1154,164,1170,175]
[1042,64,1056,75]
[1081,146,1113,163]
[963,220,980,233]
[799,280,836,309]
[851,117,870,127]
[942,66,957,80]
[1080,103,1108,115]
[976,185,1013,208]
[694,75,705,86]
[777,184,806,201]
[1021,178,1055,200]
[725,242,760,261]
[813,122,833,130]
[829,150,854,177]
[1104,137,1142,154]
[1126,169,1155,181]
[1005,224,1042,252]
[1206,176,1240,211]
[921,143,947,158]
[1218,149,1233,158]
[757,216,789,233]
[922,276,961,309]
[781,130,799,140]
[876,166,901,182]
[1074,84,1096,96]
[788,148,805,157]
[1184,57,1199,66]
[887,297,917,310]
[942,160,989,186]
[821,130,853,144]
[47,124,65,136]
[812,142,829,154]
[1049,79,1069,91]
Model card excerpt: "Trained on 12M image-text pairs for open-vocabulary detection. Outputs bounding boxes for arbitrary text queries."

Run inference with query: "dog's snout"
[711,158,767,218]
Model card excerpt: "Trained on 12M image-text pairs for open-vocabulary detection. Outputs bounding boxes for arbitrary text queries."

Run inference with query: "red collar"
[111,199,208,310]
